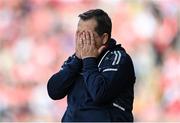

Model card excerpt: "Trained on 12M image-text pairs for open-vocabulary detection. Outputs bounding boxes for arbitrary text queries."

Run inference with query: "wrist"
[75,53,81,59]
[82,55,97,59]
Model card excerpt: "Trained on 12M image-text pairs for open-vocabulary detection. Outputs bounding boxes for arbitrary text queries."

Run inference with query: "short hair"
[78,9,112,41]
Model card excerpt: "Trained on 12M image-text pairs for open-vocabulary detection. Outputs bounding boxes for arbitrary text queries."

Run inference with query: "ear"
[102,33,109,45]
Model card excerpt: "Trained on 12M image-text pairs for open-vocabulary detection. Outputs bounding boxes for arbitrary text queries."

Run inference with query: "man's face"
[76,18,103,48]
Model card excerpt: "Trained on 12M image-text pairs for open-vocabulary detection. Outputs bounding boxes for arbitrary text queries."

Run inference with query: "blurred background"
[0,0,180,121]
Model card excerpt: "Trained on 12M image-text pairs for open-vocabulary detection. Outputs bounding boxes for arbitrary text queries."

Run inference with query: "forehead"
[77,18,97,31]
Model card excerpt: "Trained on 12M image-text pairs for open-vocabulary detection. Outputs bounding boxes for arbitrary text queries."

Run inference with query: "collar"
[97,38,120,61]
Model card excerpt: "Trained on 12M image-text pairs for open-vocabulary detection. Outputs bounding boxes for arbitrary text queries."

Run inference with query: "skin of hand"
[75,18,109,59]
[80,30,106,59]
[75,31,82,59]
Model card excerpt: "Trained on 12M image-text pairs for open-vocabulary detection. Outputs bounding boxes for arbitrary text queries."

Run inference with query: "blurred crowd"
[0,0,180,121]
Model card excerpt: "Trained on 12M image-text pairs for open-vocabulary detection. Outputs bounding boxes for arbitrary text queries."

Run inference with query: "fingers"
[76,31,83,47]
[75,32,79,48]
[76,31,81,44]
[85,31,90,45]
[89,31,95,45]
[81,31,89,46]
[81,31,86,45]
[76,30,95,47]
[84,30,95,45]
[79,33,83,48]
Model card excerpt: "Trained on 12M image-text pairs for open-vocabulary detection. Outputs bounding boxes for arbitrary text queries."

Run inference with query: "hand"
[80,31,106,59]
[75,31,82,59]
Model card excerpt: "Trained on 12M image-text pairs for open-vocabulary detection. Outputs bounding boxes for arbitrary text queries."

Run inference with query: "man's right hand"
[75,31,82,59]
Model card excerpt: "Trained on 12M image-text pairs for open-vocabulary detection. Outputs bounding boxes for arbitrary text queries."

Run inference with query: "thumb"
[98,45,106,54]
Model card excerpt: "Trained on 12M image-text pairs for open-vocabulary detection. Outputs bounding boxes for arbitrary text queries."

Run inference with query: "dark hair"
[78,9,112,41]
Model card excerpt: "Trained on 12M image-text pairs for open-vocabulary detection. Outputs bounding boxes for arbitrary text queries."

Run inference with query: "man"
[47,9,136,122]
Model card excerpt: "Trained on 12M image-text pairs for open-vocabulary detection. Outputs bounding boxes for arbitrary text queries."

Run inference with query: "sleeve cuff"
[66,54,82,71]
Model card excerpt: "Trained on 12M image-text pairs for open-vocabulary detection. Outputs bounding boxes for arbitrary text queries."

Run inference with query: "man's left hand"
[80,31,105,59]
